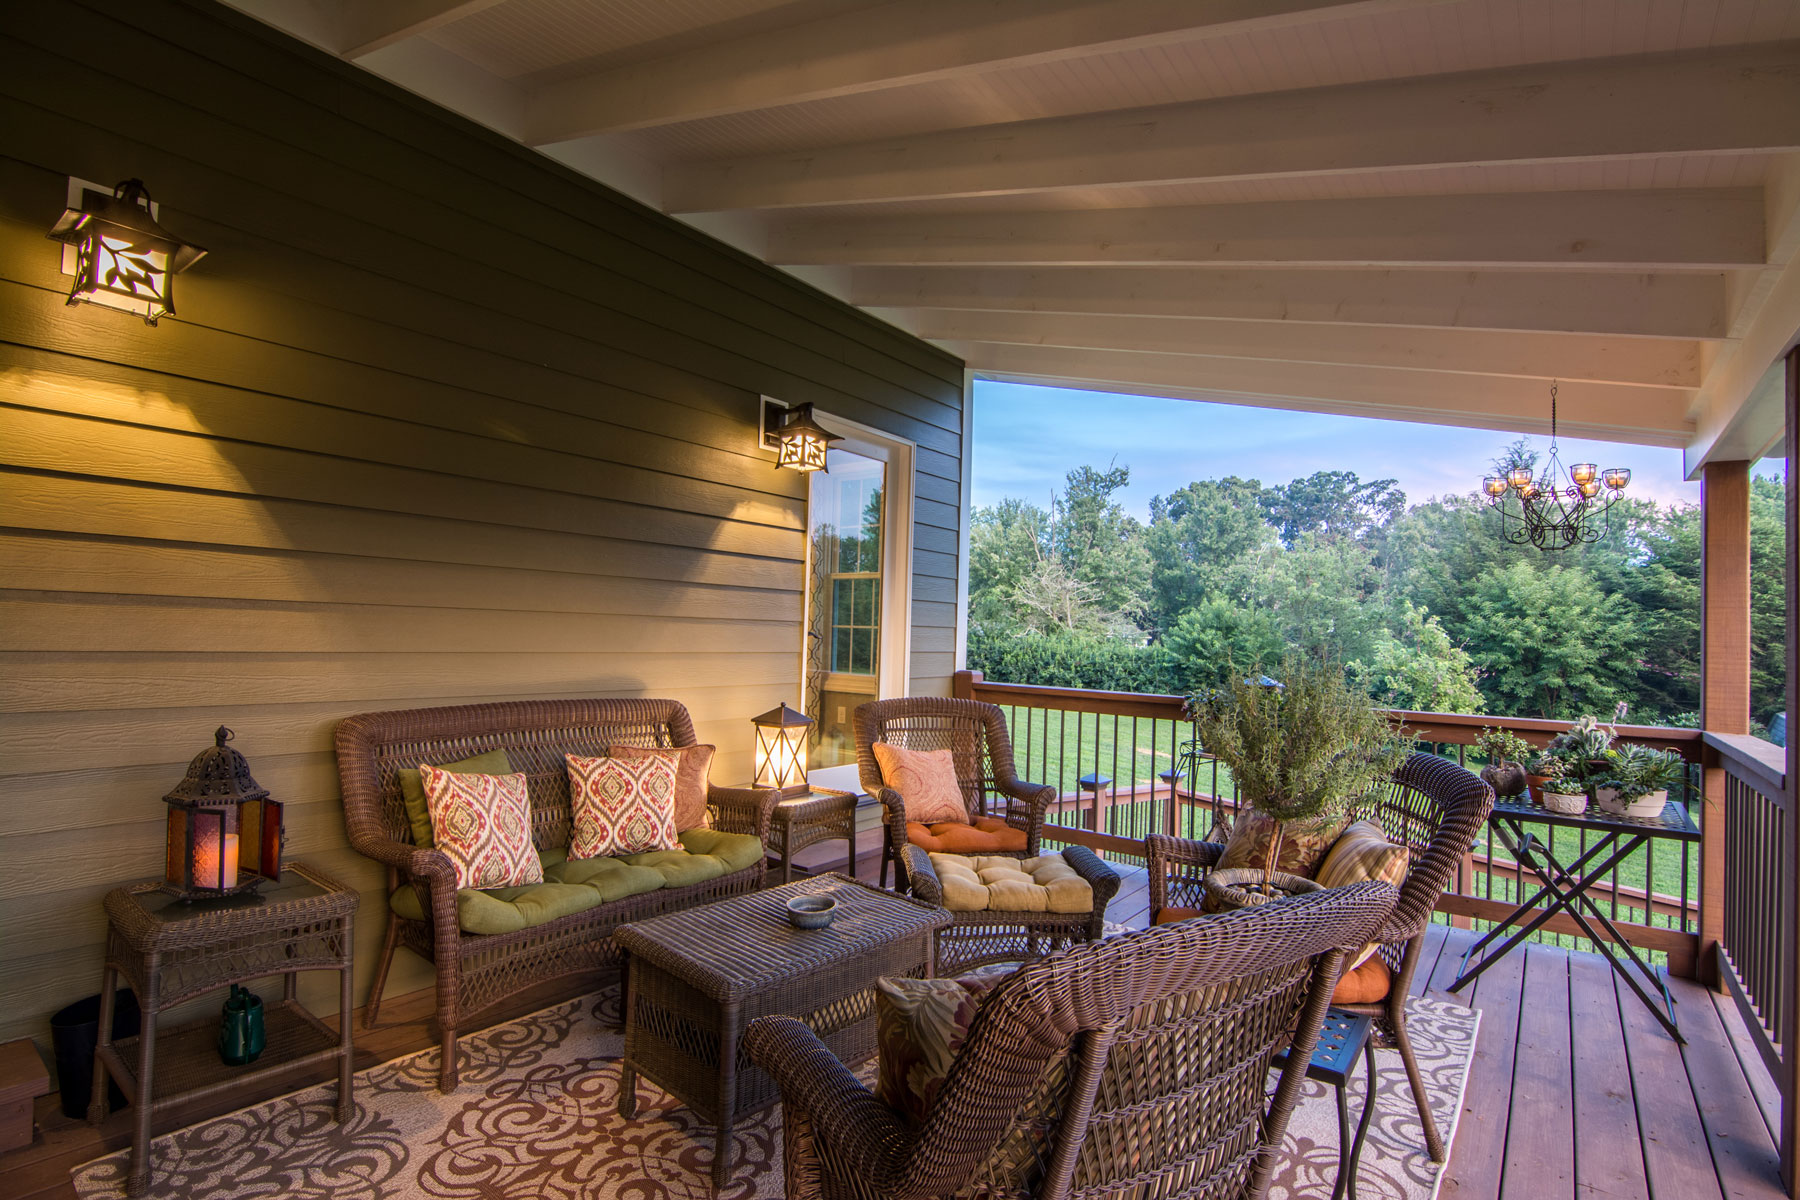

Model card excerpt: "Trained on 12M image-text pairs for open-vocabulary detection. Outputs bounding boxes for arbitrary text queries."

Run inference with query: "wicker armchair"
[335,698,778,1091]
[852,697,1053,891]
[1148,751,1494,1162]
[745,881,1398,1200]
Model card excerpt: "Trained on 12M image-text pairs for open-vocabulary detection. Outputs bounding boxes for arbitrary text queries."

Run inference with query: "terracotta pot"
[1541,789,1588,816]
[1481,761,1528,798]
[1595,788,1668,819]
[1201,868,1325,913]
[1525,773,1551,804]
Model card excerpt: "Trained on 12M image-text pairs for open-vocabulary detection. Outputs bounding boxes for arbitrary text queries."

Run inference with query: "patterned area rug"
[73,989,1476,1200]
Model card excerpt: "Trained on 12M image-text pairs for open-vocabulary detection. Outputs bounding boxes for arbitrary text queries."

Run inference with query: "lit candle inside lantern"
[223,833,240,888]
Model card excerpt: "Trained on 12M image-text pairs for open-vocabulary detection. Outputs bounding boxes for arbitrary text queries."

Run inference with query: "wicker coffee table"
[90,864,357,1196]
[614,875,949,1187]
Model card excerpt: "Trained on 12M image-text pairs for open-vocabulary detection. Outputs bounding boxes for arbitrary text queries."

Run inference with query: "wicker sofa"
[335,697,778,1090]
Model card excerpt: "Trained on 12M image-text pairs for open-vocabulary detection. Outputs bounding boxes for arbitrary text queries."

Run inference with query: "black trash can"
[49,990,140,1119]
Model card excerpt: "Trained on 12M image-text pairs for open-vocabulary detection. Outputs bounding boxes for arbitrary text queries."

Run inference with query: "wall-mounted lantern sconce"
[761,398,842,472]
[47,178,206,326]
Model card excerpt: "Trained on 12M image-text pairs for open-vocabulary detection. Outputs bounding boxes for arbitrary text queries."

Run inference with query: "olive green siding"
[0,0,964,1049]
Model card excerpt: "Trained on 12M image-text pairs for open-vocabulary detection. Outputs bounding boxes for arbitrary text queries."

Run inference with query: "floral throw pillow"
[419,764,544,891]
[873,964,1018,1124]
[872,742,970,826]
[1217,806,1348,878]
[566,753,681,858]
[609,743,715,832]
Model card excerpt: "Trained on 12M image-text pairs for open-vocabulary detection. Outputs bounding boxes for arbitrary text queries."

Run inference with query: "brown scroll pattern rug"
[74,989,1476,1200]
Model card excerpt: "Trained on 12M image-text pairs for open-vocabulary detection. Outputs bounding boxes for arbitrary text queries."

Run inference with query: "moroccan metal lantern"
[162,727,283,901]
[772,403,843,473]
[752,702,814,796]
[47,179,206,326]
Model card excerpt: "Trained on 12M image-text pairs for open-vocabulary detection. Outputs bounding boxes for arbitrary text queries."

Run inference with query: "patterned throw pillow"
[609,743,715,832]
[566,753,681,858]
[1315,819,1411,972]
[1216,806,1348,878]
[873,964,1019,1124]
[872,743,970,825]
[418,763,543,891]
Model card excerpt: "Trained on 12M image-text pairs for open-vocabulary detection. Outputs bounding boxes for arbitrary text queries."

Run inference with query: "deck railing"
[1710,731,1792,1082]
[953,669,1710,976]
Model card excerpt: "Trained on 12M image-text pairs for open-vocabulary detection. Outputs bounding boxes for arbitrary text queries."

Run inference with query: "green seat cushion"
[395,749,514,849]
[388,832,762,935]
[618,829,764,888]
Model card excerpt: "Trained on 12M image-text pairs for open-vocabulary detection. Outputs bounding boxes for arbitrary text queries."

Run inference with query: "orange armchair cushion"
[1330,955,1392,1005]
[906,816,1028,854]
[1153,906,1205,925]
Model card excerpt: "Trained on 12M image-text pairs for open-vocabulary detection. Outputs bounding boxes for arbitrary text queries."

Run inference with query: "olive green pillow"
[396,749,514,849]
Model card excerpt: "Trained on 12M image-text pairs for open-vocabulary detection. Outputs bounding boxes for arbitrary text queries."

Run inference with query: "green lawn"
[995,704,1701,954]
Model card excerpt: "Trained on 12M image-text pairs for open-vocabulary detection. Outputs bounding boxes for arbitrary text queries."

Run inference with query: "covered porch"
[3,2,1799,1198]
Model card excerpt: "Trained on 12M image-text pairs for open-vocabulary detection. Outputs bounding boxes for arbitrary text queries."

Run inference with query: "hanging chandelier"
[1482,382,1631,550]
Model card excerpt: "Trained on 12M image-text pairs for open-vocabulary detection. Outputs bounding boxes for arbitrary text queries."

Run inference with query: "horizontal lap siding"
[0,0,964,1048]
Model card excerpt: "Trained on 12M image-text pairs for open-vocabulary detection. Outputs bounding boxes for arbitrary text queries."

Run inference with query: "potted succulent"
[1593,744,1686,819]
[1532,716,1619,815]
[1189,655,1413,907]
[1475,727,1534,798]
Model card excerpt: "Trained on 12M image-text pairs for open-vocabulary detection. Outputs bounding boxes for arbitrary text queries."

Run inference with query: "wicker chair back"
[342,697,697,852]
[752,880,1397,1200]
[1356,752,1495,949]
[854,697,1008,820]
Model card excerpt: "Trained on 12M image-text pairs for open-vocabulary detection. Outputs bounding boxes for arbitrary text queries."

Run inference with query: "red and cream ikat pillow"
[566,752,682,858]
[418,763,544,890]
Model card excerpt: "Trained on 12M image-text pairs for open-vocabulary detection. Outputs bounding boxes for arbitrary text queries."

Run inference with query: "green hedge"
[967,626,1179,693]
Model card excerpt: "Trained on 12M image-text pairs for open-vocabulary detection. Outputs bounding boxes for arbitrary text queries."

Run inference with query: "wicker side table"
[614,875,949,1188]
[765,786,858,882]
[89,863,358,1196]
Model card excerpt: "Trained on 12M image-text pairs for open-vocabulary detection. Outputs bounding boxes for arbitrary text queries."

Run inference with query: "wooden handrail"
[1705,730,1787,800]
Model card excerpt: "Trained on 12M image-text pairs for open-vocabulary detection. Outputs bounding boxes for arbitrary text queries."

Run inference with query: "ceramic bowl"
[786,893,837,929]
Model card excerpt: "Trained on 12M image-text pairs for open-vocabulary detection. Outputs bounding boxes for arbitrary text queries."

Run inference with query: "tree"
[1050,464,1151,623]
[1460,561,1640,717]
[1750,472,1786,726]
[1143,477,1273,634]
[1354,603,1485,714]
[967,497,1049,628]
[1163,597,1284,689]
[1259,470,1405,549]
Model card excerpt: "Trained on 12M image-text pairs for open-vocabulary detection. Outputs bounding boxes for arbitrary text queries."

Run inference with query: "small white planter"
[1595,788,1668,819]
[1541,789,1588,815]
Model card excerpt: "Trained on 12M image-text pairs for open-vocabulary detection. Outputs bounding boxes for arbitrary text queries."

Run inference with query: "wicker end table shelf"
[89,863,358,1196]
[614,875,950,1188]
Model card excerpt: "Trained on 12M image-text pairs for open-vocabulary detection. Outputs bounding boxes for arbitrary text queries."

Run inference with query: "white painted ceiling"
[225,0,1800,474]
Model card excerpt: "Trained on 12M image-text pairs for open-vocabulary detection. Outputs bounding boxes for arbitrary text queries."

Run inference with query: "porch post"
[1784,345,1799,1195]
[1699,458,1751,986]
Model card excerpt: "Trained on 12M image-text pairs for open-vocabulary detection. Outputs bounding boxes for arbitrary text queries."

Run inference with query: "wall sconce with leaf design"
[760,398,842,472]
[47,178,206,326]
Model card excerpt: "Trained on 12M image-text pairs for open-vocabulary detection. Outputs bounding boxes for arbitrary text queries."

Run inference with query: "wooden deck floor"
[1,853,1787,1200]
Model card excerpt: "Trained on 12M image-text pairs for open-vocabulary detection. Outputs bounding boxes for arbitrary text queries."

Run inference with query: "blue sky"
[970,379,1724,521]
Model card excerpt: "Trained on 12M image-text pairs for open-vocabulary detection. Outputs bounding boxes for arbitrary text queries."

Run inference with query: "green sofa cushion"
[395,748,514,849]
[389,831,764,935]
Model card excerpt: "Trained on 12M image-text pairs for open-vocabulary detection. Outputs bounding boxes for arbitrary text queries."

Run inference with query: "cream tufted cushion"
[927,852,1095,914]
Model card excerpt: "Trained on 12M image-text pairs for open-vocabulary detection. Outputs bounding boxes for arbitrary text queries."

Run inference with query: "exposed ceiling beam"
[884,309,1701,388]
[667,41,1800,211]
[772,189,1765,270]
[957,343,1696,446]
[1686,156,1800,473]
[525,0,1449,145]
[850,266,1732,340]
[342,0,510,61]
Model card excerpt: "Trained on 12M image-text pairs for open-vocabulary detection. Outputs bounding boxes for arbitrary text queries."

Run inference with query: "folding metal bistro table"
[1448,795,1700,1041]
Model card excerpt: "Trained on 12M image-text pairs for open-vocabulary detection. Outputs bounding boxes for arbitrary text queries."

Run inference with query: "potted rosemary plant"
[1189,655,1413,907]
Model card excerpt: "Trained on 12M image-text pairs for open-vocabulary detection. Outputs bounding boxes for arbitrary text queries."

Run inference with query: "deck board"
[0,857,1787,1200]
